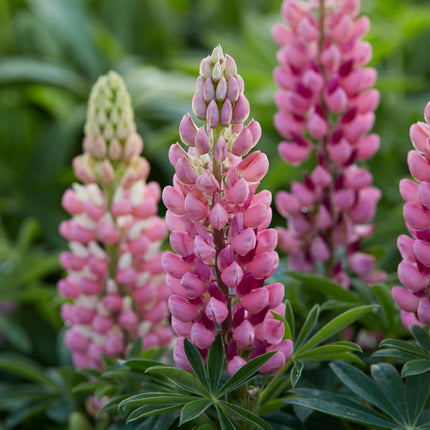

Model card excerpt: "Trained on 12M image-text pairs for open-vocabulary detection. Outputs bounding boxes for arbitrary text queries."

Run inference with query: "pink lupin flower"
[162,46,293,375]
[58,72,173,369]
[273,0,385,288]
[394,101,430,329]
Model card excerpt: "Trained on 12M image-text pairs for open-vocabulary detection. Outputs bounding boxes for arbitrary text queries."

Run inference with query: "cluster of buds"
[393,102,430,329]
[59,72,172,369]
[273,0,384,287]
[162,46,293,375]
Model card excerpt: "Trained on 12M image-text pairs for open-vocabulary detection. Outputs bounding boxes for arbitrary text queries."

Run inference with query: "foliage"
[0,0,429,428]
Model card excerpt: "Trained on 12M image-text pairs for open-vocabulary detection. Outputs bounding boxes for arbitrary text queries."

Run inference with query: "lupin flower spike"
[393,101,430,330]
[162,46,293,375]
[273,0,385,287]
[59,71,173,369]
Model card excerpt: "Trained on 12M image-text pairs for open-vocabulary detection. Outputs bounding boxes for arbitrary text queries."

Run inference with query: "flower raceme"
[162,46,293,375]
[273,0,384,287]
[394,102,430,329]
[59,72,172,369]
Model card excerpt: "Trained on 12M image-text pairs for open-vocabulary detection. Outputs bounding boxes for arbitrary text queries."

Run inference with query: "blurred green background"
[0,0,429,361]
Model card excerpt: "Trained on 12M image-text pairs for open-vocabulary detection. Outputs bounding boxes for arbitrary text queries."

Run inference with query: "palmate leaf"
[219,400,272,430]
[405,371,430,424]
[330,362,405,423]
[215,404,236,430]
[126,404,183,423]
[378,339,428,359]
[119,392,194,410]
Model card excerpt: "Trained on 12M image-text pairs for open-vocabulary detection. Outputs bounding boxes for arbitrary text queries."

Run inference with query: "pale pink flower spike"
[162,46,293,375]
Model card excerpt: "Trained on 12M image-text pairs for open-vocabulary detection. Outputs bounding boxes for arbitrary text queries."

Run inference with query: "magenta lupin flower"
[273,0,385,287]
[59,72,173,369]
[393,102,430,330]
[162,46,293,375]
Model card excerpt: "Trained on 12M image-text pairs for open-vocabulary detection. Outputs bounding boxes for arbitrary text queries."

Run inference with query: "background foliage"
[0,0,429,428]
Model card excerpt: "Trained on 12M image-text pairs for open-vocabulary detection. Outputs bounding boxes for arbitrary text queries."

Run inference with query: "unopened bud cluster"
[274,0,384,287]
[394,102,430,329]
[162,47,293,375]
[59,72,172,369]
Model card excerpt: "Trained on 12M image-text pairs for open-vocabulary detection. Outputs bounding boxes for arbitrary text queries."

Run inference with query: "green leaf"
[378,339,428,359]
[0,58,89,96]
[410,325,430,352]
[97,395,129,416]
[215,404,237,430]
[183,338,210,389]
[288,272,359,303]
[146,366,210,396]
[290,360,304,389]
[128,338,143,358]
[179,398,213,425]
[126,358,166,373]
[271,312,293,340]
[295,343,362,360]
[72,381,106,395]
[0,353,57,389]
[286,389,395,429]
[401,359,430,377]
[285,300,295,340]
[405,371,430,423]
[330,362,403,421]
[0,315,31,353]
[119,392,192,409]
[206,335,224,393]
[372,348,418,361]
[294,305,320,350]
[372,284,396,327]
[126,404,183,422]
[299,305,375,353]
[219,401,272,430]
[217,352,276,397]
[370,363,407,423]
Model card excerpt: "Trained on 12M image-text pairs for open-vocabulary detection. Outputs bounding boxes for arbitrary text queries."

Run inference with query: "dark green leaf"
[206,335,224,393]
[220,400,272,430]
[0,59,89,96]
[179,398,213,425]
[300,305,375,353]
[294,305,320,350]
[286,389,395,429]
[215,404,237,430]
[126,404,183,422]
[372,284,396,327]
[0,315,32,353]
[295,342,361,360]
[126,358,166,373]
[119,392,191,409]
[72,381,106,395]
[0,353,57,389]
[146,366,210,396]
[97,395,129,416]
[217,352,276,397]
[290,360,303,389]
[288,272,359,303]
[401,359,430,377]
[184,338,210,389]
[405,371,430,423]
[128,338,143,358]
[370,363,407,423]
[379,339,428,359]
[372,348,418,361]
[410,325,430,352]
[330,362,403,421]
[285,300,295,340]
